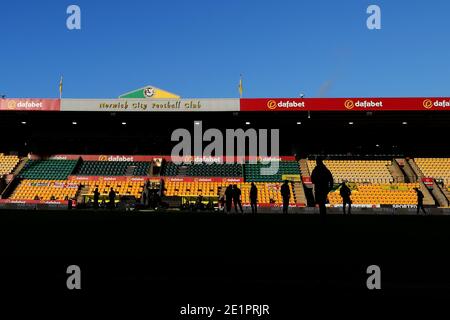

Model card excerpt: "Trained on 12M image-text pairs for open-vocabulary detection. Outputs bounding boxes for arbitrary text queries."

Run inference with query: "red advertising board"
[0,99,60,111]
[169,156,296,163]
[0,199,69,205]
[242,203,306,207]
[240,98,450,112]
[422,177,434,188]
[164,177,244,183]
[28,154,295,162]
[67,176,158,182]
[302,176,312,185]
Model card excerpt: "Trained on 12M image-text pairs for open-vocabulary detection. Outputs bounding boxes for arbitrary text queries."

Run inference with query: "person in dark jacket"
[280,180,291,214]
[225,184,233,213]
[109,187,116,209]
[250,182,258,214]
[311,157,334,216]
[414,187,427,215]
[93,188,100,209]
[340,182,352,214]
[232,184,243,213]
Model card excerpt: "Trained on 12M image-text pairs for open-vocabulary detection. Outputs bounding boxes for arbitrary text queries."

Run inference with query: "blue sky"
[0,0,449,98]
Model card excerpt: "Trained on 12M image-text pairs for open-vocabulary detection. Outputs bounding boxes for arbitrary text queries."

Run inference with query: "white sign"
[61,99,240,112]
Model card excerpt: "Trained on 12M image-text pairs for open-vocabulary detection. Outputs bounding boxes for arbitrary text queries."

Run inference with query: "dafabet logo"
[266,100,305,110]
[7,100,16,110]
[267,100,277,110]
[344,100,354,110]
[423,99,433,109]
[423,99,450,109]
[344,100,383,110]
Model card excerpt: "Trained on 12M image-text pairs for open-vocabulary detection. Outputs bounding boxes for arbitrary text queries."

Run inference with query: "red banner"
[0,99,60,111]
[28,154,295,162]
[28,154,163,162]
[67,176,157,182]
[302,176,312,185]
[169,156,296,163]
[242,203,305,207]
[0,199,69,205]
[164,177,244,183]
[240,98,450,112]
[422,177,434,188]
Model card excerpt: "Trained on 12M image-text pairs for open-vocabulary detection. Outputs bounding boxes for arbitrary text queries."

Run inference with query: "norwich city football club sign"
[119,85,181,99]
[60,98,240,112]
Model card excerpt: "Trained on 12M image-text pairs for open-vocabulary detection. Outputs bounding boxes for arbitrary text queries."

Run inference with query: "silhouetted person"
[311,157,334,216]
[93,188,100,209]
[280,180,291,214]
[233,184,243,213]
[142,190,147,207]
[34,195,40,201]
[196,194,204,211]
[109,187,116,209]
[50,195,56,200]
[340,182,352,214]
[414,187,426,215]
[250,182,258,214]
[225,184,233,213]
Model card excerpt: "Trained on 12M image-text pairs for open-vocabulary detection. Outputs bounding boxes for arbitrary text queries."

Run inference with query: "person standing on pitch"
[93,188,100,209]
[339,181,352,215]
[109,187,116,209]
[280,180,291,214]
[311,157,334,216]
[250,182,258,214]
[414,187,427,215]
[225,184,233,213]
[233,184,244,214]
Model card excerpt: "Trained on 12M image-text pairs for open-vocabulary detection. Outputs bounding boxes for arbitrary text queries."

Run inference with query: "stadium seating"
[73,179,145,199]
[415,158,450,185]
[244,161,301,182]
[162,162,242,177]
[0,154,20,176]
[164,181,296,205]
[307,160,394,183]
[10,179,78,201]
[76,161,150,176]
[19,160,78,180]
[328,183,418,205]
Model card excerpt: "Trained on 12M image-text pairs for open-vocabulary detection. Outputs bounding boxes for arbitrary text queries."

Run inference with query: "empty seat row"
[0,154,20,176]
[76,161,150,176]
[162,162,243,177]
[164,181,296,205]
[19,160,78,180]
[307,160,393,184]
[10,179,78,201]
[244,161,301,182]
[328,183,419,205]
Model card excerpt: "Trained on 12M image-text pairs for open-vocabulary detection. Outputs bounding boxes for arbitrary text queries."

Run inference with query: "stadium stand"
[164,181,296,205]
[18,160,78,180]
[244,161,301,182]
[307,159,394,183]
[10,179,78,201]
[74,179,145,199]
[415,158,450,185]
[328,183,419,205]
[0,154,20,176]
[162,161,242,177]
[76,161,150,176]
